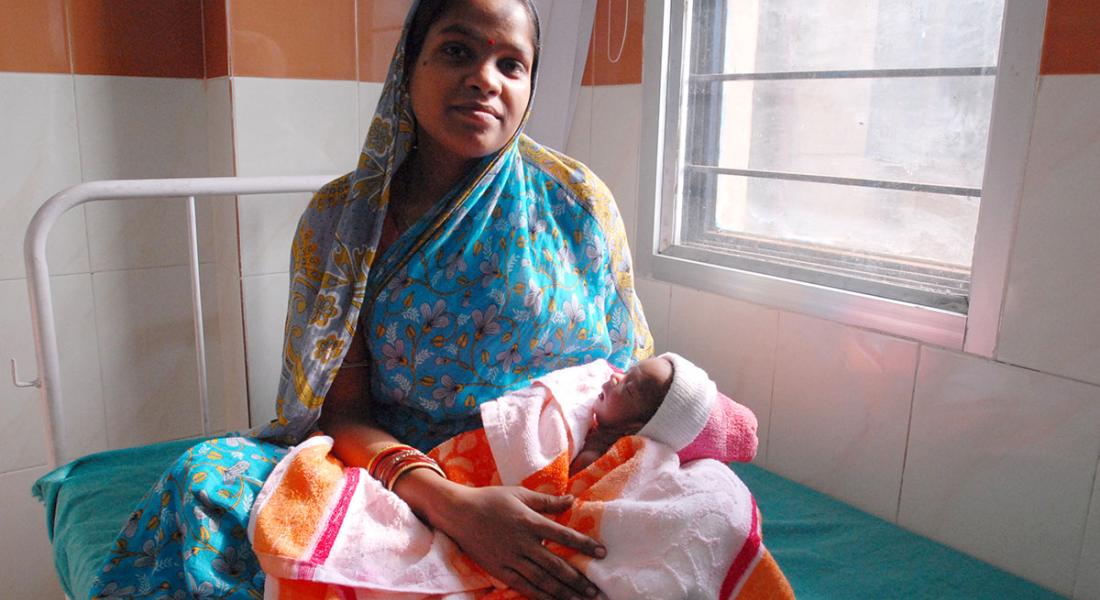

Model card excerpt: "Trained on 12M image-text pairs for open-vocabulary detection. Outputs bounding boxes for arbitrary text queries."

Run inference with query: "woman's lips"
[452,104,499,124]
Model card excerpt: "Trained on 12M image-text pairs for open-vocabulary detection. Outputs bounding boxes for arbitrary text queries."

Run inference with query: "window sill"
[643,250,966,349]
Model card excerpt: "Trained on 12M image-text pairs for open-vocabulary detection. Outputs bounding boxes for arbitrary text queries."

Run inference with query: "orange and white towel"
[249,361,793,599]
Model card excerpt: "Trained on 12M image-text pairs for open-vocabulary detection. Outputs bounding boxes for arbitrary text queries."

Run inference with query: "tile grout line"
[762,310,780,467]
[226,76,253,429]
[64,2,112,456]
[895,344,923,524]
[1070,446,1100,596]
[0,463,50,478]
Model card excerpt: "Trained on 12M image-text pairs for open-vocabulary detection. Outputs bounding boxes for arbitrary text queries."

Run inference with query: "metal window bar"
[10,176,339,467]
[689,66,997,82]
[683,164,983,198]
[670,4,998,312]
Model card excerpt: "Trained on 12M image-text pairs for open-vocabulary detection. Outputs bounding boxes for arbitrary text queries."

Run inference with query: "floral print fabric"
[85,0,652,596]
[254,0,652,448]
[90,438,286,599]
[360,137,653,450]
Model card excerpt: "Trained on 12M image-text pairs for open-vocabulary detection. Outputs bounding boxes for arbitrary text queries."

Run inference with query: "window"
[637,0,1047,349]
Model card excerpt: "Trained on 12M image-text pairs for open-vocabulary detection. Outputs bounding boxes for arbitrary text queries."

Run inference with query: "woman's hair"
[404,0,542,77]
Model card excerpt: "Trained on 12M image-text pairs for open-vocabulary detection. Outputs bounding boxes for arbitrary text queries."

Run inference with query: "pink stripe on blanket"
[720,495,762,599]
[298,467,360,579]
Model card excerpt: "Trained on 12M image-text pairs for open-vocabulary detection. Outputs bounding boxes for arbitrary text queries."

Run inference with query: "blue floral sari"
[89,1,651,596]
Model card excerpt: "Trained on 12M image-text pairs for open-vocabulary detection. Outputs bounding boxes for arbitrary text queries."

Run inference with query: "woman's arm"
[318,328,605,600]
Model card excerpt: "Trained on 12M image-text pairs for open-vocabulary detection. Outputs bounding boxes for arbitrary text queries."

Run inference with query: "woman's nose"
[466,60,502,96]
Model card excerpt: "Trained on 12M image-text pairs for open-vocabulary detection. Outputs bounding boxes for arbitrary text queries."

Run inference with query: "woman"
[90,1,650,598]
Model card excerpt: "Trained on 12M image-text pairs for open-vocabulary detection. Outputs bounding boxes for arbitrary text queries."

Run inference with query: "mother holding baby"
[92,2,792,598]
[91,1,654,598]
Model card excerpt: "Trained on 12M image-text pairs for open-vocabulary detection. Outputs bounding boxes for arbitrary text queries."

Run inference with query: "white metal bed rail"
[10,176,340,468]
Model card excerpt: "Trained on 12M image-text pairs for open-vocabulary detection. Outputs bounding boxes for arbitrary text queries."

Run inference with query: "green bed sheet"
[32,437,208,599]
[731,464,1062,599]
[34,442,1062,599]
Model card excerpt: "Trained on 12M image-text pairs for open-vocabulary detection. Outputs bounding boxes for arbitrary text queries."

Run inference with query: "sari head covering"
[257,0,653,450]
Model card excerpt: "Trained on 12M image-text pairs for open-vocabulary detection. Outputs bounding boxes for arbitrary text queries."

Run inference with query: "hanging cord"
[606,0,629,64]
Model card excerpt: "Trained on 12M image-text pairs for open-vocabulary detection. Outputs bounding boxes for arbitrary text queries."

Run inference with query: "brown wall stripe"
[358,0,410,82]
[0,0,71,74]
[1041,0,1100,75]
[11,1,1092,83]
[582,0,645,86]
[229,0,356,80]
[68,0,204,78]
[204,0,229,79]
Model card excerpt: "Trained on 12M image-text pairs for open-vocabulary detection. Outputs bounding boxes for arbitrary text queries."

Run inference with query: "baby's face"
[594,357,674,430]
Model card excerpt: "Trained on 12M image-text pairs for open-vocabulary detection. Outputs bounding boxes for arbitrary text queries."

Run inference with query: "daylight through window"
[666,0,1007,312]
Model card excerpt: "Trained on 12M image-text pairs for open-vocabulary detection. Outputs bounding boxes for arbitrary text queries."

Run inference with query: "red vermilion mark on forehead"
[487,38,495,46]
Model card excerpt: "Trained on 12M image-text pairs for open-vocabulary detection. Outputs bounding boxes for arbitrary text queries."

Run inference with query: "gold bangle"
[386,460,446,491]
[365,443,412,475]
[376,449,422,483]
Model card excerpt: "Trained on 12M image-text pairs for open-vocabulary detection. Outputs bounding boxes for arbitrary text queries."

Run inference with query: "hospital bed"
[18,178,1065,599]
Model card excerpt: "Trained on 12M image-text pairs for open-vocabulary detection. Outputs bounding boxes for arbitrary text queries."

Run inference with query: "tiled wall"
[567,1,1100,598]
[7,0,1095,598]
[1,2,222,597]
[0,0,398,595]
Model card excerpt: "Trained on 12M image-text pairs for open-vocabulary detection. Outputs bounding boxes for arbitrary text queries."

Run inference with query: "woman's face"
[408,0,535,164]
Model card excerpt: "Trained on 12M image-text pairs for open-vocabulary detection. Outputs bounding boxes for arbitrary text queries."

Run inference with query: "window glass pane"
[719,0,1005,73]
[669,0,1007,312]
[688,76,996,188]
[699,173,979,268]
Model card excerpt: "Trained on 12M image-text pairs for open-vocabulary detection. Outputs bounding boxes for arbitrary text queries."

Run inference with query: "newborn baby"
[569,356,674,475]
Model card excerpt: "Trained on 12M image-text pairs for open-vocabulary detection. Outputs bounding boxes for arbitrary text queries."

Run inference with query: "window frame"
[635,0,1049,353]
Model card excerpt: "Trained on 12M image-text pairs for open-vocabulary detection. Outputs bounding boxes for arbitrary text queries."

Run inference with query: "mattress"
[33,437,207,598]
[731,463,1063,599]
[34,441,1063,599]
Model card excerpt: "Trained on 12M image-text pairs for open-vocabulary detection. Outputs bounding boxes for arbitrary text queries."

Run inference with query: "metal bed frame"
[9,176,339,468]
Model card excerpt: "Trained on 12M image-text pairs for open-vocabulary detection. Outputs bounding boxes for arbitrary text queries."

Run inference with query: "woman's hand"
[430,483,606,600]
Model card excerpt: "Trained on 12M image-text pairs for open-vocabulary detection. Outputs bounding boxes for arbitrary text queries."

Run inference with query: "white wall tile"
[0,466,64,597]
[997,75,1100,386]
[75,76,209,180]
[1077,457,1100,600]
[193,263,234,435]
[236,192,312,277]
[84,197,215,269]
[564,86,593,164]
[202,76,249,432]
[75,76,211,271]
[634,276,670,353]
[49,274,108,460]
[589,85,643,246]
[0,72,87,281]
[1,279,51,471]
[242,272,291,427]
[0,275,105,471]
[768,312,918,520]
[211,247,250,433]
[232,77,358,276]
[900,346,1100,596]
[205,77,235,178]
[358,81,386,146]
[232,77,359,177]
[92,266,204,448]
[667,285,778,467]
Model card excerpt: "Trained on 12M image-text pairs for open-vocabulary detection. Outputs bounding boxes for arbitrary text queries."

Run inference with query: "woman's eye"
[500,59,526,76]
[441,43,470,60]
